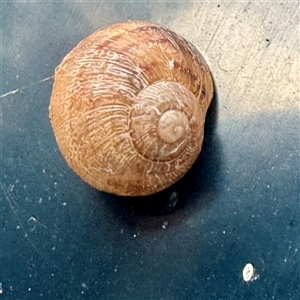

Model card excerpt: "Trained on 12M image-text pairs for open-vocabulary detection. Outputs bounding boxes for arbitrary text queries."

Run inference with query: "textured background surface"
[1,1,299,299]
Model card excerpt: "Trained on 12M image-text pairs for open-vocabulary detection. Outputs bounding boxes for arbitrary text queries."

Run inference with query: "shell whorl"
[130,81,203,163]
[49,21,214,196]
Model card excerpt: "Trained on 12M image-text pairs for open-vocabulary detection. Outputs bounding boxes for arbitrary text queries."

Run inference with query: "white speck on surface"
[243,263,256,282]
[161,221,168,230]
[16,225,20,230]
[28,216,37,232]
[42,169,45,173]
[81,283,88,289]
[133,234,137,238]
[28,287,31,292]
[0,282,3,294]
[28,216,36,222]
[38,197,43,204]
[62,202,67,206]
[223,231,226,234]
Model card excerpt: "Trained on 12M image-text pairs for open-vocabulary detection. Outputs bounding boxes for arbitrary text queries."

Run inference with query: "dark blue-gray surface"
[1,1,299,300]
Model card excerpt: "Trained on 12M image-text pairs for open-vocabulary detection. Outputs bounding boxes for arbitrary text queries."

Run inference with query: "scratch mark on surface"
[1,183,21,217]
[229,4,272,90]
[63,7,76,32]
[204,1,233,54]
[0,75,54,99]
[1,182,39,250]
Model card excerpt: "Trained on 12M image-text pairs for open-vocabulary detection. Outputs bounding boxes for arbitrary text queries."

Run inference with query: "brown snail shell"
[49,21,214,196]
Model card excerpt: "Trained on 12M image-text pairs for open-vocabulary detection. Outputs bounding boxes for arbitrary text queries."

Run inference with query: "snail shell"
[49,21,214,196]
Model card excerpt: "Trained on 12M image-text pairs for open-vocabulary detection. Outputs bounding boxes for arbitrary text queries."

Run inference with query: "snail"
[49,20,214,196]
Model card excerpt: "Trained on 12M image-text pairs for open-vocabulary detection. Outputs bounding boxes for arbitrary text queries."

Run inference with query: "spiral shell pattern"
[49,21,214,196]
